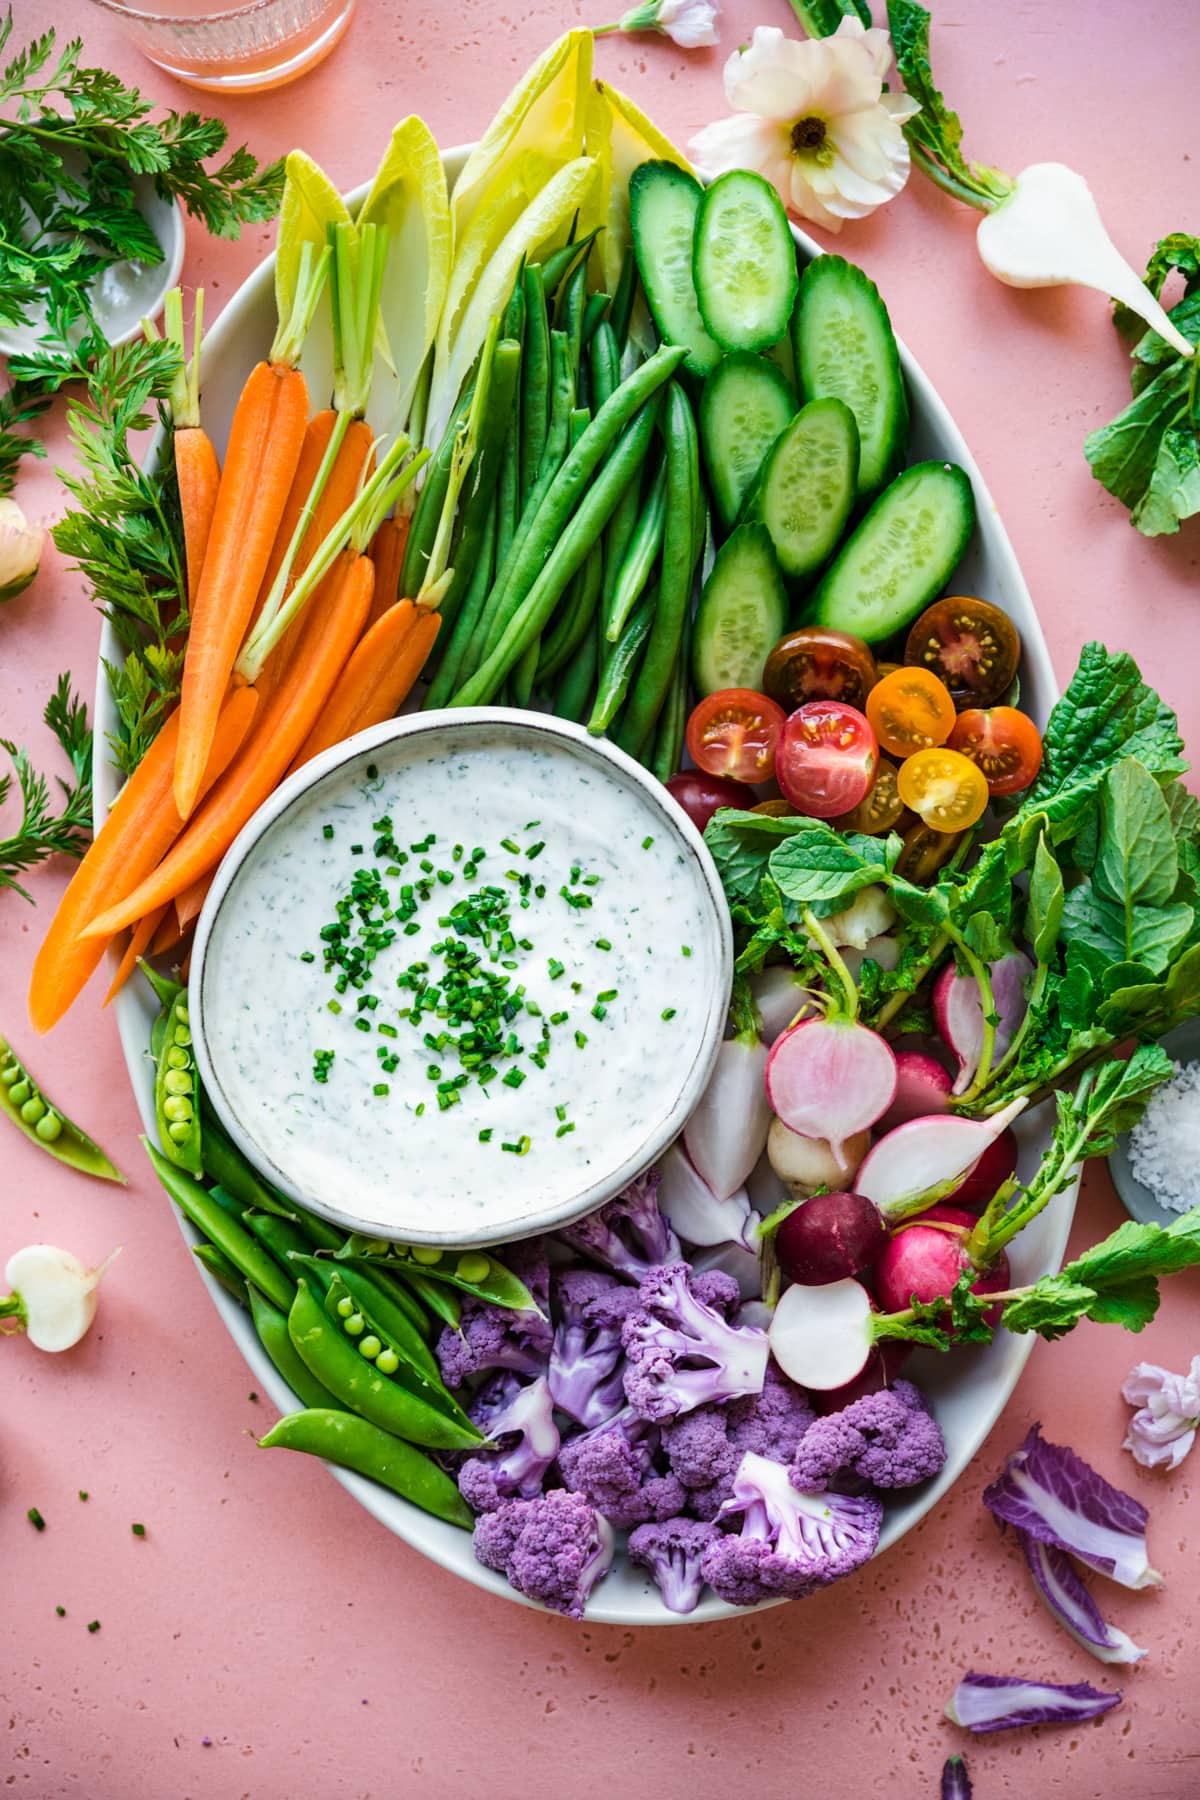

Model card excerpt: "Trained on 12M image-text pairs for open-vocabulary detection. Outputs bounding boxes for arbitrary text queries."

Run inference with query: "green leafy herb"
[1,674,92,901]
[886,0,1014,211]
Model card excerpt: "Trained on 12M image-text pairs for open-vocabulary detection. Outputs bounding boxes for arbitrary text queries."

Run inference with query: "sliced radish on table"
[854,1097,1027,1221]
[765,1018,897,1160]
[934,951,1033,1096]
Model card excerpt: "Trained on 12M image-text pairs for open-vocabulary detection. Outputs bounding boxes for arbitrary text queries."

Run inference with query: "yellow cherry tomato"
[896,748,990,833]
[866,667,957,759]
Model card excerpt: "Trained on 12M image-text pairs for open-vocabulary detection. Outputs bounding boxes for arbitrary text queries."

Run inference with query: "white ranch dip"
[194,717,729,1243]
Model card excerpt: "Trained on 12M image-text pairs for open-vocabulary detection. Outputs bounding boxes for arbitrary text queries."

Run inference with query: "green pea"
[35,1112,63,1143]
[336,1296,354,1319]
[163,1070,192,1097]
[163,1096,193,1123]
[455,1253,490,1283]
[409,1245,443,1267]
[376,1348,399,1375]
[8,1079,31,1106]
[165,1046,189,1071]
[358,1335,382,1361]
[344,1312,365,1337]
[20,1096,47,1126]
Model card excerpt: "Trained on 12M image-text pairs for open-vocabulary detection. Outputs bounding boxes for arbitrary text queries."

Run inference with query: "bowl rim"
[188,704,733,1248]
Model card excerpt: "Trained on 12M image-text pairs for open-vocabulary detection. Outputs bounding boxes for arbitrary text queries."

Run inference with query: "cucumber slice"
[808,462,976,645]
[694,170,800,354]
[629,161,721,376]
[691,522,789,696]
[700,352,795,534]
[792,254,908,497]
[741,397,859,580]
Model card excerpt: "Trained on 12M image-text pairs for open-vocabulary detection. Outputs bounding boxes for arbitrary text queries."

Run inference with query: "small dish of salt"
[1109,1019,1200,1228]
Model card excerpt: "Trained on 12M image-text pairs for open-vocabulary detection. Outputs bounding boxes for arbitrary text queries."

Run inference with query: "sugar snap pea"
[322,1272,474,1429]
[520,264,550,504]
[145,1140,294,1313]
[154,990,202,1175]
[0,1032,124,1182]
[590,581,658,735]
[338,1239,540,1311]
[248,1284,343,1412]
[192,1243,248,1305]
[258,1408,473,1528]
[286,1280,482,1452]
[606,457,667,642]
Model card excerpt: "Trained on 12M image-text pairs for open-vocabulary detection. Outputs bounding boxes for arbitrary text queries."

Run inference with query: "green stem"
[801,907,858,1022]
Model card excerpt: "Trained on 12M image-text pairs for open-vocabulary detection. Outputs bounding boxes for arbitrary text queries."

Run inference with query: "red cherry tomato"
[775,701,878,820]
[762,627,878,713]
[947,706,1043,796]
[685,689,786,784]
[665,770,757,832]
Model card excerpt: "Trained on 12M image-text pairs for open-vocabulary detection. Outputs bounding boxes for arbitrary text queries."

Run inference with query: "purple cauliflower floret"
[557,1169,680,1281]
[689,1268,742,1318]
[790,1378,947,1494]
[621,1261,769,1423]
[456,1373,561,1514]
[556,1405,688,1529]
[700,1451,883,1606]
[628,1517,720,1615]
[435,1238,552,1388]
[662,1363,816,1519]
[548,1269,641,1428]
[472,1490,615,1618]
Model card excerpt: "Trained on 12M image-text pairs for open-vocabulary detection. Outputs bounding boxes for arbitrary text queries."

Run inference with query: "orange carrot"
[28,687,259,1033]
[366,513,410,629]
[173,358,309,819]
[290,600,441,772]
[102,907,168,1007]
[85,552,375,939]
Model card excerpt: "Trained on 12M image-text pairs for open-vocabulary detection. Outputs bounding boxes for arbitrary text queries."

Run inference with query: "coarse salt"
[1126,1060,1200,1214]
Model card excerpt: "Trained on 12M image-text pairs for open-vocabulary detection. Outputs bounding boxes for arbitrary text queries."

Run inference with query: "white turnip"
[765,1117,870,1195]
[934,952,1033,1097]
[766,1018,897,1161]
[775,1191,890,1286]
[853,1098,1028,1221]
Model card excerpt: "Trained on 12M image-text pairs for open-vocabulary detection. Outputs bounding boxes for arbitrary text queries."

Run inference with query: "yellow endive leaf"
[588,80,693,297]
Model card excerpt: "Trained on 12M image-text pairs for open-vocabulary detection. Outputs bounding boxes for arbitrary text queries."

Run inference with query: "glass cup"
[86,0,357,94]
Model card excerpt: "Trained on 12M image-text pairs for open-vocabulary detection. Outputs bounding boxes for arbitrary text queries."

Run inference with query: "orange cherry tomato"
[831,757,904,835]
[897,748,990,833]
[685,688,786,783]
[762,627,878,714]
[947,706,1044,796]
[904,596,1020,708]
[866,667,957,758]
[896,820,968,882]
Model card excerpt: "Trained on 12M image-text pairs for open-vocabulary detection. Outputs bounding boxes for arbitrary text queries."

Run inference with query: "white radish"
[2,1244,121,1352]
[683,1030,772,1200]
[977,164,1195,359]
[854,1097,1028,1221]
[766,1117,870,1195]
[934,952,1033,1096]
[658,1143,758,1250]
[750,965,816,1045]
[769,1276,879,1391]
[765,1018,897,1162]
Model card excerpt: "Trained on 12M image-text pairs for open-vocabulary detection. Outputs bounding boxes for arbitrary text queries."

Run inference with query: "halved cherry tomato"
[897,747,990,832]
[896,821,966,882]
[775,701,878,820]
[685,689,786,783]
[947,706,1043,796]
[865,667,956,758]
[904,596,1020,708]
[762,627,877,714]
[666,770,757,833]
[831,757,904,835]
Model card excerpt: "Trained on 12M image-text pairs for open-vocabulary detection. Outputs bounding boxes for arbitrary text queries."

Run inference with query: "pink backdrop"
[2,2,1197,1794]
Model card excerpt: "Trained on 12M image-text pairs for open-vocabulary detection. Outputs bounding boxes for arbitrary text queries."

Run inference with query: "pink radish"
[853,1097,1027,1221]
[658,1143,758,1250]
[942,1127,1019,1214]
[775,1191,889,1286]
[683,1027,772,1201]
[765,1018,897,1161]
[765,1117,870,1195]
[873,1205,1011,1326]
[749,966,816,1045]
[877,1050,954,1133]
[934,951,1033,1095]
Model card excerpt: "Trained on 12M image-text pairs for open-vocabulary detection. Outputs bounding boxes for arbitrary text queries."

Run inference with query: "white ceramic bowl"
[100,145,1077,1625]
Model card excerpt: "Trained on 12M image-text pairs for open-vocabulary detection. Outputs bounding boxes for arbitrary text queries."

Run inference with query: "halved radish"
[765,1018,897,1161]
[934,951,1033,1095]
[853,1097,1027,1221]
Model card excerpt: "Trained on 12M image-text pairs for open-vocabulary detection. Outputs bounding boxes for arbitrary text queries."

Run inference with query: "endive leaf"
[358,116,452,436]
[275,150,352,406]
[587,79,692,297]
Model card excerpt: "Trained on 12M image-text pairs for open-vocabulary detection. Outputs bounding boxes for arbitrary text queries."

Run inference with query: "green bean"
[145,1141,294,1313]
[611,380,700,758]
[589,321,620,414]
[423,499,497,710]
[582,290,610,349]
[399,1267,461,1329]
[322,1273,473,1430]
[196,1103,294,1218]
[431,339,521,635]
[249,1284,343,1410]
[538,540,603,684]
[258,1408,473,1527]
[286,1280,482,1451]
[243,1210,321,1285]
[338,1240,538,1311]
[609,250,638,348]
[450,387,668,708]
[519,264,550,505]
[153,991,202,1175]
[606,457,668,642]
[651,614,692,783]
[590,581,658,734]
[552,621,599,723]
[295,1257,440,1383]
[192,1243,248,1305]
[399,381,474,598]
[0,1033,124,1183]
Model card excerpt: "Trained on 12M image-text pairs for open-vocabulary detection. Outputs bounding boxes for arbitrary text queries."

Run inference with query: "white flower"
[0,496,43,602]
[596,0,721,49]
[689,19,920,233]
[1,1244,121,1352]
[1122,1357,1200,1471]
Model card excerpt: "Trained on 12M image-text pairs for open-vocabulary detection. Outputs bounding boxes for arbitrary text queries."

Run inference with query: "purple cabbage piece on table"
[941,1755,972,1800]
[1018,1531,1147,1666]
[945,1671,1122,1734]
[982,1423,1162,1589]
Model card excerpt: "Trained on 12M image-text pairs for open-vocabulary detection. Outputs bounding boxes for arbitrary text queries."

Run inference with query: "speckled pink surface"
[2,1,1198,1793]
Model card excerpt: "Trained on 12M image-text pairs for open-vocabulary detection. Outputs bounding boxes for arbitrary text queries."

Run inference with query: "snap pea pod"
[399,1267,461,1329]
[292,1255,440,1382]
[145,1141,295,1312]
[613,380,700,758]
[322,1272,474,1430]
[192,1243,248,1305]
[0,1033,124,1182]
[196,1102,295,1218]
[609,250,638,348]
[286,1280,482,1452]
[336,1238,538,1311]
[422,498,497,710]
[589,581,659,734]
[651,612,692,783]
[552,619,599,723]
[582,290,610,349]
[258,1408,473,1528]
[249,1284,343,1411]
[450,392,666,708]
[606,457,668,642]
[520,264,550,505]
[537,539,603,684]
[154,990,202,1175]
[243,1209,324,1286]
[514,403,591,703]
[398,381,474,599]
[431,339,521,635]
[589,321,620,413]
[538,228,599,300]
